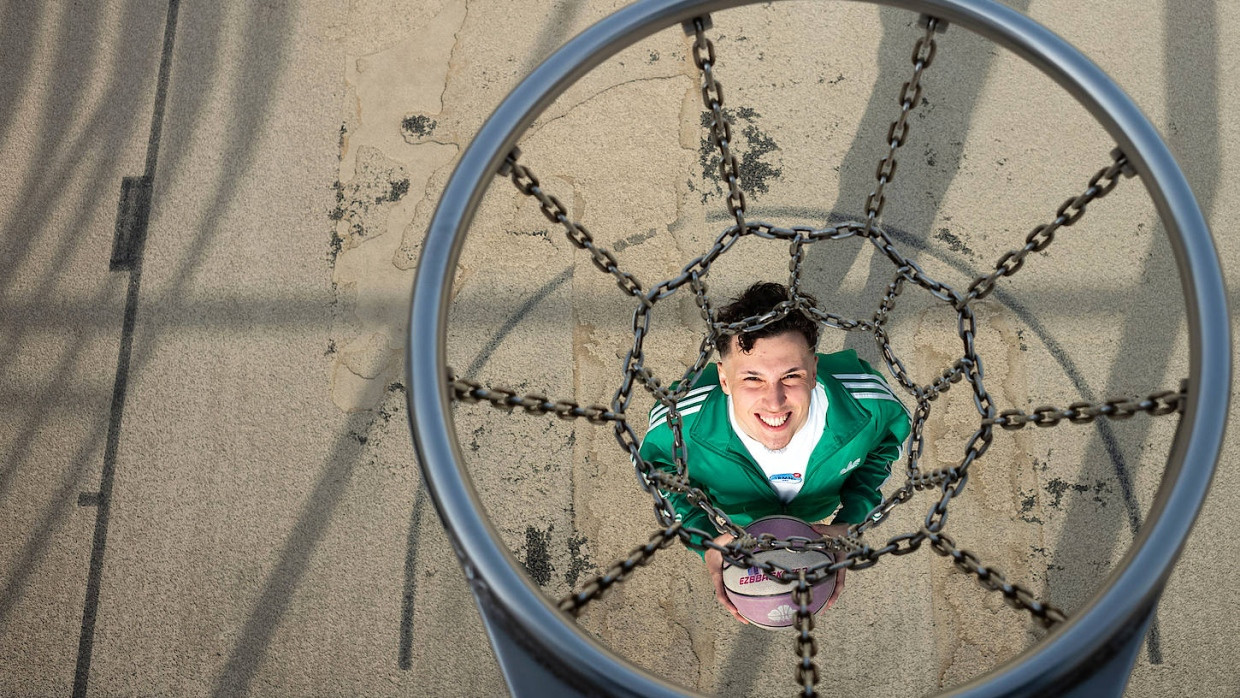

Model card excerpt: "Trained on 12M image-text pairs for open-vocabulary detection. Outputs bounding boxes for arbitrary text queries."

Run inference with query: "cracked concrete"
[911,301,1045,686]
[330,1,465,413]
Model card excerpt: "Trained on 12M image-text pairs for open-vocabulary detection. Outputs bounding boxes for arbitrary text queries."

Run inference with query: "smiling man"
[639,282,911,623]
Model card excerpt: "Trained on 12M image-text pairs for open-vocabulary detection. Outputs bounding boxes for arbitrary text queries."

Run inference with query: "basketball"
[722,516,837,630]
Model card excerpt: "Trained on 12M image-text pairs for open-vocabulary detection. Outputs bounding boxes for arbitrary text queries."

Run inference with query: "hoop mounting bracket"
[919,14,949,32]
[682,14,712,35]
[1110,147,1138,178]
[498,147,521,176]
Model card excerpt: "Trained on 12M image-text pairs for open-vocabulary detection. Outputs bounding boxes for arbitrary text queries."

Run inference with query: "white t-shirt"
[727,384,828,503]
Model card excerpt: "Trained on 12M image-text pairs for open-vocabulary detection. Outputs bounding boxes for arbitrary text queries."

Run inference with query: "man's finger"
[825,566,846,609]
[713,578,749,623]
[712,572,747,623]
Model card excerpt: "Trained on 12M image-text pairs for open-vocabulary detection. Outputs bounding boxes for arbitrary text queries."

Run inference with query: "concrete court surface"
[0,0,1237,696]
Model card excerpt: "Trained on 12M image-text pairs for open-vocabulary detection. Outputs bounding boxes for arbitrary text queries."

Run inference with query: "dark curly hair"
[714,282,819,357]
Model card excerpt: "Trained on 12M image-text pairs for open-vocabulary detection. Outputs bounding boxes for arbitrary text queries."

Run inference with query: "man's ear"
[717,360,730,396]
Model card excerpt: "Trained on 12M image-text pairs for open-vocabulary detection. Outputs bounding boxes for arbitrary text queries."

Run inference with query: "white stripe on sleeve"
[648,385,715,424]
[647,404,705,433]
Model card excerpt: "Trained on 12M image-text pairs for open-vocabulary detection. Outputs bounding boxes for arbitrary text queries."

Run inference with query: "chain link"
[903,400,931,478]
[986,386,1186,429]
[505,151,650,304]
[691,17,748,234]
[558,524,682,616]
[927,531,1067,627]
[965,150,1135,304]
[449,370,623,423]
[863,16,941,236]
[793,571,820,697]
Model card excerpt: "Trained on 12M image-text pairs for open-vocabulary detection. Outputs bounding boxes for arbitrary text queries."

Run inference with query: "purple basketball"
[721,516,836,630]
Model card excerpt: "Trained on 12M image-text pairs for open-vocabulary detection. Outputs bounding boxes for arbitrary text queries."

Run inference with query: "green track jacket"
[639,350,911,553]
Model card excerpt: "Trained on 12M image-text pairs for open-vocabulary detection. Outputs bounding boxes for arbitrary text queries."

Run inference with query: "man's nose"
[766,382,786,407]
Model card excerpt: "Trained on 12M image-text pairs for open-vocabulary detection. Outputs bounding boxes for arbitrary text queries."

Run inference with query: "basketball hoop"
[407,1,1230,695]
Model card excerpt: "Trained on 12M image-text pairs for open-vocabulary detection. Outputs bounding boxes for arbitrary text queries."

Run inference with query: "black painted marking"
[737,123,781,194]
[563,532,592,589]
[612,228,655,252]
[933,227,972,257]
[77,492,101,507]
[74,2,179,696]
[522,525,554,586]
[72,266,142,698]
[109,176,152,270]
[398,484,426,670]
[1145,618,1163,665]
[400,114,437,139]
[698,107,783,199]
[382,177,409,204]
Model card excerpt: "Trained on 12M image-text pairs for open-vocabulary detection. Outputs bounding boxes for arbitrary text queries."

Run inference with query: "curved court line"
[463,267,573,380]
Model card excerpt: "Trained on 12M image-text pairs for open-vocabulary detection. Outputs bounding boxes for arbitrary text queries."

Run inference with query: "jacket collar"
[690,377,749,464]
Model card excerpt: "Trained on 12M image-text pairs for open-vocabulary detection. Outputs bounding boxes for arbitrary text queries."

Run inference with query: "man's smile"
[758,412,791,428]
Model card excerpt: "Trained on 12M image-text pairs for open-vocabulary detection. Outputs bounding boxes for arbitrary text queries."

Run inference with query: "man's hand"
[704,532,748,624]
[811,522,849,609]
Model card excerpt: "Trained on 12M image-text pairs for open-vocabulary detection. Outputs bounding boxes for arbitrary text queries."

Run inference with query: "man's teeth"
[759,413,789,427]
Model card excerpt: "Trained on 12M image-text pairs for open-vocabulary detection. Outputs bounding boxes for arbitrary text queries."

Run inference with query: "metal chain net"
[446,12,1186,697]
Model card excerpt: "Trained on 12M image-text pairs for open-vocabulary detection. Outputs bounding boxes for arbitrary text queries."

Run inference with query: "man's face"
[718,331,817,451]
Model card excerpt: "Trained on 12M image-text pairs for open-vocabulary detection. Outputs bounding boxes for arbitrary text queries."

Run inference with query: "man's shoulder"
[662,362,723,402]
[644,364,725,441]
[817,350,909,421]
[815,349,872,376]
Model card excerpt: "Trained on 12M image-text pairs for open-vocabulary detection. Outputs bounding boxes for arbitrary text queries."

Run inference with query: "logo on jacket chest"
[839,457,861,475]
